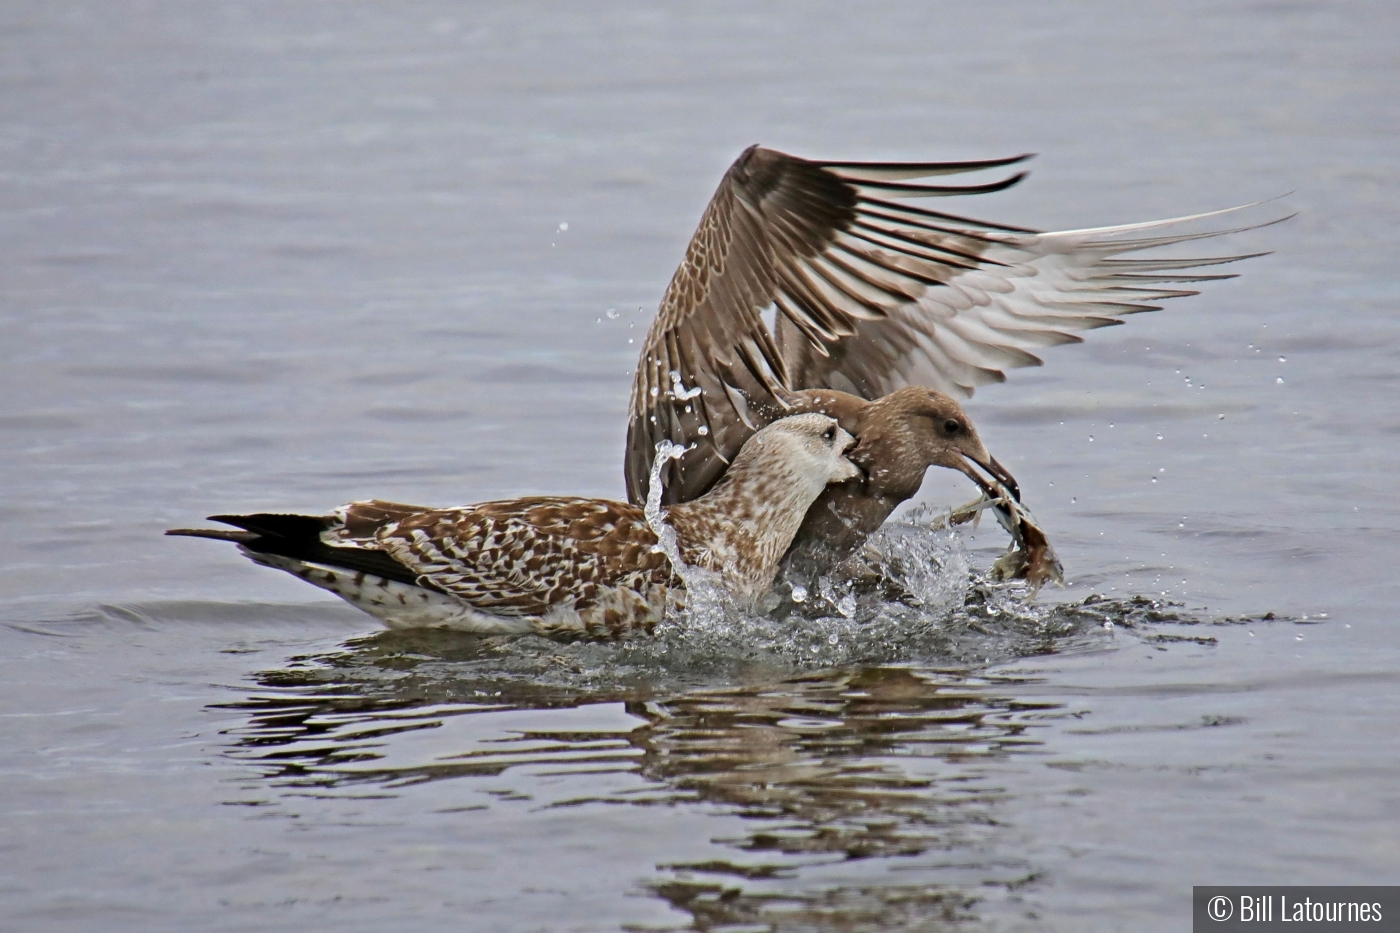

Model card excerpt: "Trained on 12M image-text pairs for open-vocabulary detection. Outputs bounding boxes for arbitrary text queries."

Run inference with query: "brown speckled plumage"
[169,414,857,638]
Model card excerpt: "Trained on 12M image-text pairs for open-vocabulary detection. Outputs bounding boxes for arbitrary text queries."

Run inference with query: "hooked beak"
[947,447,1021,504]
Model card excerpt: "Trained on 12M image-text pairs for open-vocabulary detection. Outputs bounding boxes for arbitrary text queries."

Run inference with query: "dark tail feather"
[166,527,258,543]
[167,512,427,589]
[165,512,331,547]
[208,512,333,539]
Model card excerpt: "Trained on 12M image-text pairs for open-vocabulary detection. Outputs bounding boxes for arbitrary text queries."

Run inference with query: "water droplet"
[1178,522,1185,528]
[1088,434,1094,442]
[1217,413,1226,420]
[628,338,634,344]
[1103,621,1114,631]
[668,369,702,400]
[790,584,808,603]
[827,632,840,645]
[1071,496,1077,503]
[697,425,709,436]
[1276,377,1284,384]
[1151,476,1158,483]
[1156,433,1163,440]
[838,595,857,618]
[1278,356,1287,363]
[1108,422,1114,428]
[557,221,569,232]
[605,308,620,320]
[649,386,659,397]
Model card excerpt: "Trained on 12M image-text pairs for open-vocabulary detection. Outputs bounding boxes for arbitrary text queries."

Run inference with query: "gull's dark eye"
[821,425,836,442]
[944,418,962,435]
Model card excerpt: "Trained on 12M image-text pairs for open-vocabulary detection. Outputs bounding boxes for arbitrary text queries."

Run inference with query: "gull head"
[742,412,860,487]
[862,387,1022,503]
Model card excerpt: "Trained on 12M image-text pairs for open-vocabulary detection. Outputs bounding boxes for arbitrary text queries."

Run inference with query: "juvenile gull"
[625,146,1283,576]
[168,414,858,638]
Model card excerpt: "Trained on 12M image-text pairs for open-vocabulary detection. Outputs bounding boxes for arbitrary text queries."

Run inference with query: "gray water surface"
[3,2,1398,930]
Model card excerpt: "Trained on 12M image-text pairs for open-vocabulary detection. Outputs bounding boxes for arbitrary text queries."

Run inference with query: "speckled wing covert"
[625,144,1281,506]
[330,497,674,617]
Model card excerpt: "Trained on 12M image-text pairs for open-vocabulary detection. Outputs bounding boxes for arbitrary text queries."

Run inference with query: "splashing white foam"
[627,514,976,669]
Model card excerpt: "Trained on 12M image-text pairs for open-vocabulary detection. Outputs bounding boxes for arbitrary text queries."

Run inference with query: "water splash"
[640,440,748,652]
[668,369,702,400]
[617,516,978,670]
[643,440,689,578]
[642,439,730,604]
[641,484,984,668]
[546,465,1222,675]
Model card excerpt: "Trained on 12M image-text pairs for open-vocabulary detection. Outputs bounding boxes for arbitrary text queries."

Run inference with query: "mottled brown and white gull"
[168,413,858,638]
[625,145,1282,579]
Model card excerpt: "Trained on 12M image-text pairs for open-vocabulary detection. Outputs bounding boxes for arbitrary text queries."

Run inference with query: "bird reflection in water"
[219,630,1078,930]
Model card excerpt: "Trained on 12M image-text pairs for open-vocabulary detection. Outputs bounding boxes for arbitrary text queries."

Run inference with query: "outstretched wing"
[625,145,1284,505]
[625,145,1031,506]
[777,206,1283,399]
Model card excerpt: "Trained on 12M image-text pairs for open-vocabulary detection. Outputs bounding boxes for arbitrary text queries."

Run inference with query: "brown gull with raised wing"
[625,146,1282,580]
[168,413,857,638]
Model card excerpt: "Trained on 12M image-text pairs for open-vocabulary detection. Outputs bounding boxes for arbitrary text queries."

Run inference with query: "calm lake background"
[2,2,1397,930]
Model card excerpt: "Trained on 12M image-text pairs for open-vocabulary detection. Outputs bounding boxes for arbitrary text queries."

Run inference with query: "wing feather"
[625,146,1287,504]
